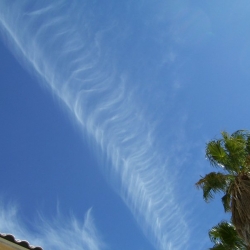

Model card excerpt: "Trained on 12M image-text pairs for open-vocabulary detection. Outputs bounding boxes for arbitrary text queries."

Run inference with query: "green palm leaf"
[222,131,247,171]
[196,172,230,202]
[206,130,250,173]
[206,141,228,168]
[209,221,247,250]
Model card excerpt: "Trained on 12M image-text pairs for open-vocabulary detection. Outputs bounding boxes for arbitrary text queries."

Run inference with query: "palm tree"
[208,221,248,250]
[196,130,250,245]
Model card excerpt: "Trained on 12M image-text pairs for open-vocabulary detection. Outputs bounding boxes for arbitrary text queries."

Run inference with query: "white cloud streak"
[0,1,190,249]
[0,201,105,250]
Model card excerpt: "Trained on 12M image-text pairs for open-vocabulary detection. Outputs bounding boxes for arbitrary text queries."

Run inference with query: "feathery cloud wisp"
[0,1,190,249]
[0,201,105,250]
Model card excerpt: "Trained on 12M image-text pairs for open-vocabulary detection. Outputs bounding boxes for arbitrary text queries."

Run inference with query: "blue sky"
[1,1,250,249]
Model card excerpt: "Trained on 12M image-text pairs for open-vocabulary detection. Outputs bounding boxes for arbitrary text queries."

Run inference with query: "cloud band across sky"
[0,1,190,249]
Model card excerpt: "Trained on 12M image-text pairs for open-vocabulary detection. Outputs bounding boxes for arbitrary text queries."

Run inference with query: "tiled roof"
[0,233,43,250]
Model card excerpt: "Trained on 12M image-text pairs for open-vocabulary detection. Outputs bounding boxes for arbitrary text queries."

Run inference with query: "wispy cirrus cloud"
[0,201,105,250]
[0,1,191,249]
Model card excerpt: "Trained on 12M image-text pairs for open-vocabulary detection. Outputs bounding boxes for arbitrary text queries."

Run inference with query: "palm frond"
[209,221,247,250]
[196,172,230,202]
[209,244,229,250]
[231,130,249,138]
[222,131,247,172]
[206,140,228,167]
[206,130,250,173]
[245,136,250,156]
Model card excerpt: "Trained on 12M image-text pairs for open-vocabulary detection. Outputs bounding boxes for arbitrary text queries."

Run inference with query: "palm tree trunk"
[232,175,250,246]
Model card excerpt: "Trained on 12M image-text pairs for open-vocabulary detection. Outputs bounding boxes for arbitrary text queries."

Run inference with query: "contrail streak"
[0,1,189,249]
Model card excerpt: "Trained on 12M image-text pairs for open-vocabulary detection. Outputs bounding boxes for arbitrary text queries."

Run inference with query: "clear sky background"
[0,1,250,250]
